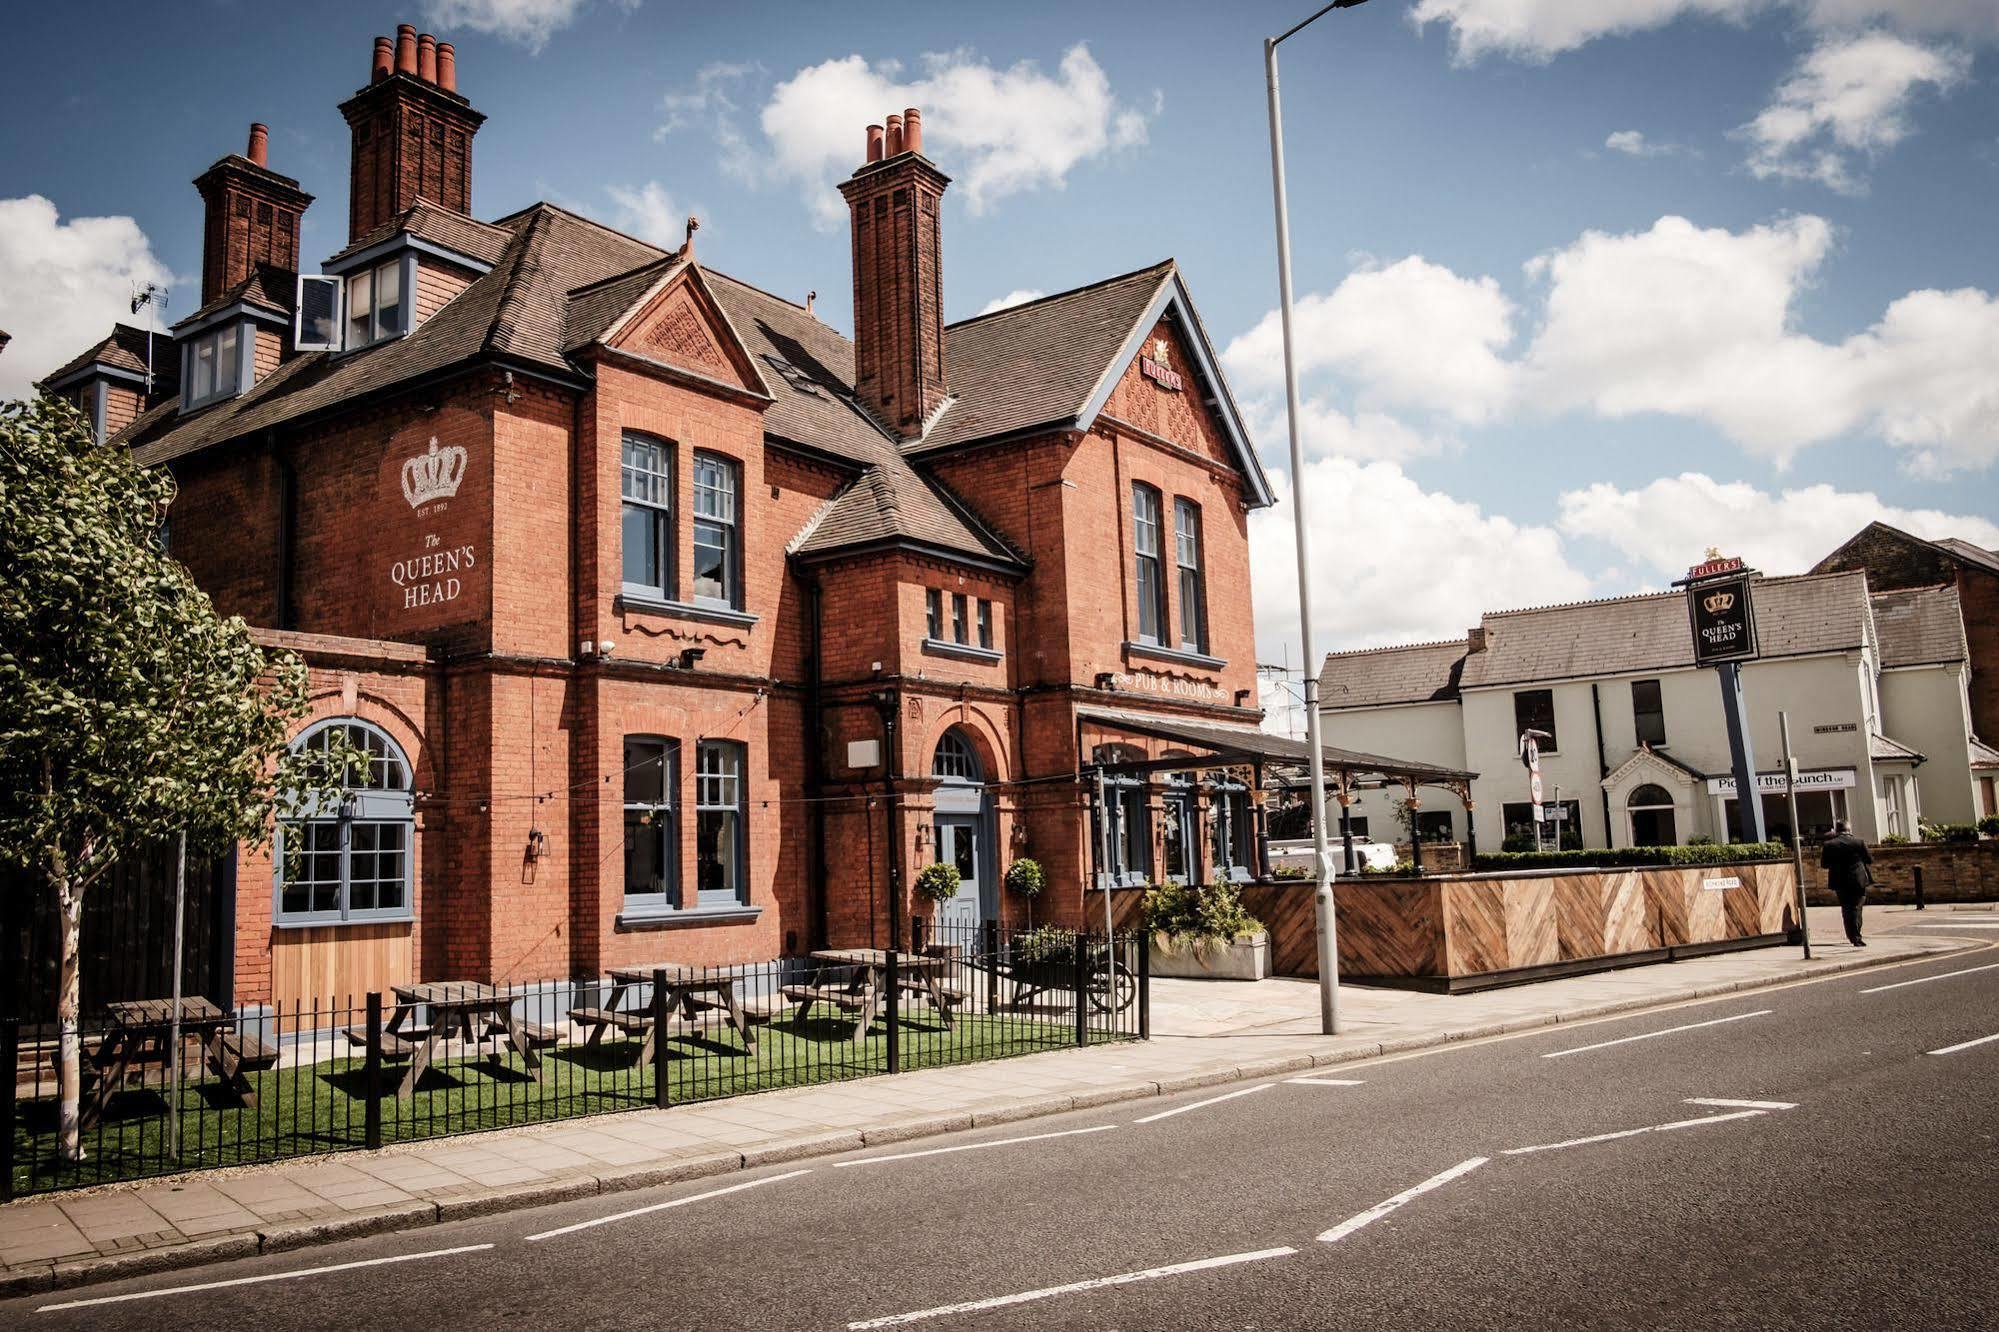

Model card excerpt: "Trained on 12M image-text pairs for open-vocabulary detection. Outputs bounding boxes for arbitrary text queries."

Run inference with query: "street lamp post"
[1264,0,1372,1037]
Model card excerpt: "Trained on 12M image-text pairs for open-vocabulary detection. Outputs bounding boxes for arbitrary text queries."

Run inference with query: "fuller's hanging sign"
[1682,553,1758,667]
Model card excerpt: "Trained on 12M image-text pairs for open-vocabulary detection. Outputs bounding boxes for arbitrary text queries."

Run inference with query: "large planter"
[1149,930,1269,981]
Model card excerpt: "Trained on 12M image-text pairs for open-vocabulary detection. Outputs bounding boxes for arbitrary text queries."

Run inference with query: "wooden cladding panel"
[1502,879,1560,970]
[1334,881,1443,978]
[268,924,414,1027]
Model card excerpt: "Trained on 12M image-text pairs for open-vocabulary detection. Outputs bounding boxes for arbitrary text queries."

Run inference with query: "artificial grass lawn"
[10,1005,1132,1196]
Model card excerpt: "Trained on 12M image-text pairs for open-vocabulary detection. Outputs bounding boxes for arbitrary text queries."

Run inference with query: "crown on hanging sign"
[401,437,467,508]
[1703,589,1735,615]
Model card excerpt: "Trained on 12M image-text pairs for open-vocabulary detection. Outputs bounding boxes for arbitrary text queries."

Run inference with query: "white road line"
[1286,1077,1367,1086]
[1317,1157,1488,1243]
[1860,961,1999,994]
[1541,1010,1772,1059]
[1502,1110,1766,1157]
[1131,1083,1272,1124]
[1928,1032,1999,1056]
[524,1169,810,1240]
[1911,923,1999,930]
[1685,1097,1798,1110]
[846,1246,1297,1328]
[35,1244,493,1312]
[832,1125,1114,1168]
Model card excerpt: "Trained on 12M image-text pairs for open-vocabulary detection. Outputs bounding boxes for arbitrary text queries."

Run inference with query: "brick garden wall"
[1802,840,1998,905]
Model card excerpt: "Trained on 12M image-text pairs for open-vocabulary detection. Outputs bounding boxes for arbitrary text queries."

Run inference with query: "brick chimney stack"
[838,107,950,438]
[339,23,487,242]
[194,122,313,306]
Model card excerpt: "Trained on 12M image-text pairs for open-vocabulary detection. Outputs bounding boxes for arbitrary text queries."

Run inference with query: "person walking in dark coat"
[1819,820,1873,947]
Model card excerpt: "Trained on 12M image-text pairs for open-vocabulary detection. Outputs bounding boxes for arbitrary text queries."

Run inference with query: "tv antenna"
[131,282,169,395]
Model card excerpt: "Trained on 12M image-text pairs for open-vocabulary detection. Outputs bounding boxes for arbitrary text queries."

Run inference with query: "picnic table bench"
[784,950,967,1043]
[81,997,277,1128]
[343,981,546,1100]
[565,964,759,1065]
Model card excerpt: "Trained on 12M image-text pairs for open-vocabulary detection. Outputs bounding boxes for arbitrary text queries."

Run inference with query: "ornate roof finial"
[680,215,701,261]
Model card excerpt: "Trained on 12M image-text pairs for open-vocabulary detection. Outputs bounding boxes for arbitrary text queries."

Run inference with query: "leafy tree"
[0,397,354,1159]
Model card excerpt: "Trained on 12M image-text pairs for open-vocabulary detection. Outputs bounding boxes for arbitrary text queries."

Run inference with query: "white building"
[1320,570,1995,853]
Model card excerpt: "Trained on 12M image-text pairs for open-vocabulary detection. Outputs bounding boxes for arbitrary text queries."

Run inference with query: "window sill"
[1124,640,1225,671]
[616,591,759,629]
[921,637,1002,664]
[272,915,413,931]
[616,904,762,931]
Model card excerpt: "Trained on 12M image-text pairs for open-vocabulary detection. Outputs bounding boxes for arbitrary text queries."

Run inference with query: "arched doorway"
[931,728,991,938]
[1628,783,1678,848]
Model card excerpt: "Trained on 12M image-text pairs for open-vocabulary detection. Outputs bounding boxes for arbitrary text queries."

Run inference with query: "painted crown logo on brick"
[401,437,466,509]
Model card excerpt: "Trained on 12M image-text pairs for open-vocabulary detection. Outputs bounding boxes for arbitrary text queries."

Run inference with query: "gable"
[604,268,763,396]
[1074,273,1273,508]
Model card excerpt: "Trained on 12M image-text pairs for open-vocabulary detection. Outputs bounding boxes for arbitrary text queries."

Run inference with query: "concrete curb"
[5,940,1964,1298]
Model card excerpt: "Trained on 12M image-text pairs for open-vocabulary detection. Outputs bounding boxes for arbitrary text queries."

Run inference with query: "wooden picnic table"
[781,949,965,1043]
[82,997,277,1128]
[567,964,759,1063]
[346,981,550,1100]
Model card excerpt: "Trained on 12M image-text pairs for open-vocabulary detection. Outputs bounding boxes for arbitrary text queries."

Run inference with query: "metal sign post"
[1677,555,1765,844]
[1779,712,1812,960]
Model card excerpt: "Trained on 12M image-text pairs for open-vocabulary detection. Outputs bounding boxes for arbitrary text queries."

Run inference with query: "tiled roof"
[1320,572,1874,700]
[175,265,295,329]
[1871,584,1967,668]
[1458,573,1870,689]
[563,256,683,355]
[1971,738,1999,769]
[326,201,513,269]
[1870,732,1924,763]
[910,263,1176,454]
[1321,640,1470,709]
[1934,537,1999,577]
[38,323,176,389]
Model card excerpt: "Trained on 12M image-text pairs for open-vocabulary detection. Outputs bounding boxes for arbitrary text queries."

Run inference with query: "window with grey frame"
[1161,772,1197,882]
[1174,498,1207,654]
[1132,483,1167,645]
[695,741,747,905]
[926,588,943,639]
[976,599,993,650]
[623,736,677,911]
[621,434,672,596]
[951,592,969,644]
[1207,774,1254,882]
[183,323,242,408]
[275,719,413,925]
[691,453,740,608]
[344,256,406,349]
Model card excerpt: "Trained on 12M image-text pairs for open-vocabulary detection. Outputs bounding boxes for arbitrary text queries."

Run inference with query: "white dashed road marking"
[1317,1157,1489,1243]
[1684,1097,1797,1110]
[1928,1032,1999,1056]
[37,1244,494,1312]
[1286,1077,1367,1086]
[525,1170,810,1240]
[1860,961,1999,994]
[846,1247,1298,1328]
[1541,1010,1772,1059]
[1131,1083,1271,1124]
[832,1126,1114,1168]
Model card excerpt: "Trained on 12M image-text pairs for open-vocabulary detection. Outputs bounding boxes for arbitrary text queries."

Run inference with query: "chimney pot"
[885,113,903,157]
[395,24,418,75]
[417,33,437,82]
[246,122,269,167]
[903,107,922,155]
[372,36,394,82]
[437,42,457,92]
[865,124,884,163]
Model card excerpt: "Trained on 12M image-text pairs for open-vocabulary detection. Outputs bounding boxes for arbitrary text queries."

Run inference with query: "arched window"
[276,719,414,925]
[933,729,982,783]
[1628,783,1678,848]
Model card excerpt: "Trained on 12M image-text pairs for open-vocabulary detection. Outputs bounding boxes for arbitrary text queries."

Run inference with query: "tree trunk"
[55,864,86,1162]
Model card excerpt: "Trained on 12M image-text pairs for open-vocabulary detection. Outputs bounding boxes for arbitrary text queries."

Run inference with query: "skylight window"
[760,353,823,397]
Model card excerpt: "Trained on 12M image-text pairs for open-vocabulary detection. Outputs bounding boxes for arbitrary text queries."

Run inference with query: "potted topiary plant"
[1142,882,1269,980]
[1005,857,1044,925]
[914,861,961,908]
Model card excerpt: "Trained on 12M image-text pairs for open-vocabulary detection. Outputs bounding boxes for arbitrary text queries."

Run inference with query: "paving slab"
[2,920,1972,1294]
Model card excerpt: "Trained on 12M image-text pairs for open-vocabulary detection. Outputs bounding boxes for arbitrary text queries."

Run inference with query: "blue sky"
[3,0,1995,672]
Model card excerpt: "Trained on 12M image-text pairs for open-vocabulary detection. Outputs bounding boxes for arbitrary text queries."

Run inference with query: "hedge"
[1472,842,1785,872]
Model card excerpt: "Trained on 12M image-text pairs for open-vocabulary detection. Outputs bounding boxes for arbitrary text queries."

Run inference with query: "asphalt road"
[10,918,1998,1331]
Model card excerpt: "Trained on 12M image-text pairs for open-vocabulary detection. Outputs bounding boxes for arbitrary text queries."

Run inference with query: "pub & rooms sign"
[1704,768,1856,796]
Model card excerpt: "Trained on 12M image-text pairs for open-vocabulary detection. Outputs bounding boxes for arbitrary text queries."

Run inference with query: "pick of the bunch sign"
[1684,554,1758,667]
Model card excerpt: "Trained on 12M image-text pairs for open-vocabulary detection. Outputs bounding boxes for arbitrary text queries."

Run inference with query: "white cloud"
[1411,0,1999,63]
[1605,129,1688,157]
[421,0,612,53]
[1522,213,1999,472]
[749,45,1156,226]
[605,181,699,249]
[975,288,1045,315]
[1222,256,1517,424]
[1739,30,1969,192]
[0,195,175,402]
[1557,472,1999,576]
[1250,459,1596,660]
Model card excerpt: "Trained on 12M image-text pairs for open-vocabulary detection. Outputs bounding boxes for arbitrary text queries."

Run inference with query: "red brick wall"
[342,79,478,241]
[169,445,284,626]
[1958,570,1999,743]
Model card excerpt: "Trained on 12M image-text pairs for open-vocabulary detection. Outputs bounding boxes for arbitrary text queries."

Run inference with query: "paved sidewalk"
[2,914,1979,1296]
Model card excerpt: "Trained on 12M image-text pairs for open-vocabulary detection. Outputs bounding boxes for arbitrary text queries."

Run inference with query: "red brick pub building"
[49,25,1434,1016]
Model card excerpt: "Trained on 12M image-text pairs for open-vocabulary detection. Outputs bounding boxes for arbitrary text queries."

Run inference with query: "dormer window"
[345,258,406,349]
[181,323,248,410]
